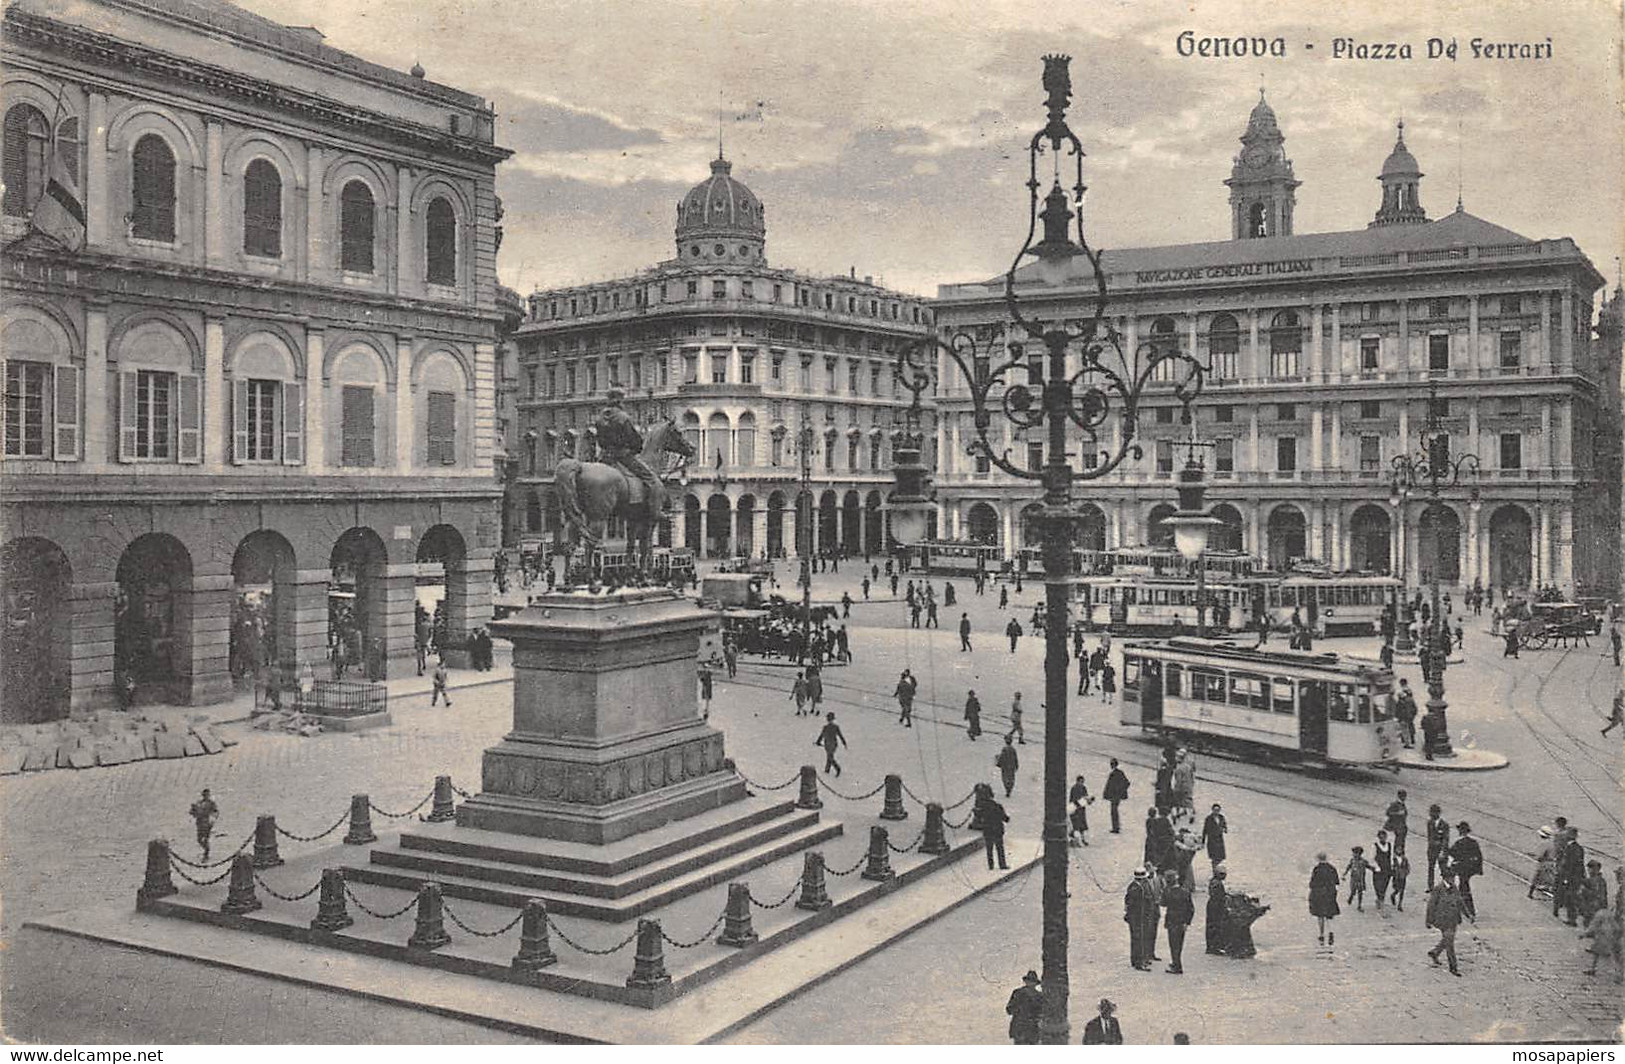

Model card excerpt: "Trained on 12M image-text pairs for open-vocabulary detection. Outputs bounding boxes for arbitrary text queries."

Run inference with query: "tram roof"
[1124,637,1392,676]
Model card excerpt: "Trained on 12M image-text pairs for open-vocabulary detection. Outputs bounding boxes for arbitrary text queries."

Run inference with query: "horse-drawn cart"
[1516,603,1596,650]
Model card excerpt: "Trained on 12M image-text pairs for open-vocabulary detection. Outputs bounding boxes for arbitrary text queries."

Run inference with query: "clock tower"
[1225,89,1302,240]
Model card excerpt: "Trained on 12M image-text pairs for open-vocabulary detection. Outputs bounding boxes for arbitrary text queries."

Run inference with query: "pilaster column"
[1247,309,1260,380]
[67,580,117,714]
[1310,305,1323,380]
[441,556,495,646]
[1467,400,1479,460]
[673,505,688,552]
[1468,294,1480,375]
[1405,508,1420,586]
[1248,406,1261,472]
[1247,501,1261,557]
[396,338,414,469]
[1109,504,1122,548]
[1329,403,1342,470]
[1398,298,1410,373]
[1001,504,1014,561]
[84,305,109,469]
[86,92,109,247]
[1330,505,1343,570]
[305,328,325,470]
[753,507,768,558]
[1465,505,1480,587]
[204,120,225,266]
[1398,403,1409,457]
[1537,506,1552,585]
[306,145,325,283]
[1556,505,1573,592]
[1539,401,1553,470]
[1311,501,1325,561]
[284,570,334,677]
[1392,503,1406,585]
[1560,291,1574,369]
[1310,406,1323,471]
[186,574,234,706]
[204,317,225,471]
[1556,399,1572,470]
[1329,304,1342,379]
[380,565,420,679]
[1539,293,1552,370]
[396,165,413,297]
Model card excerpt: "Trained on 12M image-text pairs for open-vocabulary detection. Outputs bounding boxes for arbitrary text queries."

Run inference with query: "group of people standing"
[1529,817,1624,982]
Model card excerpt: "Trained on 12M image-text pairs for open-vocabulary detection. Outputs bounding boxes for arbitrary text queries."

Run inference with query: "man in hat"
[1384,789,1410,856]
[593,389,662,507]
[1205,865,1229,955]
[1103,758,1131,834]
[1449,821,1484,922]
[1425,870,1465,976]
[188,788,219,861]
[813,712,847,776]
[1005,970,1044,1044]
[1425,804,1451,889]
[1554,827,1587,926]
[1082,999,1124,1045]
[1161,867,1195,974]
[1124,866,1158,970]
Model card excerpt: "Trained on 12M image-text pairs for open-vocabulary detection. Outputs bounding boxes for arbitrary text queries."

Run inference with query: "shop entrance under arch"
[116,533,194,706]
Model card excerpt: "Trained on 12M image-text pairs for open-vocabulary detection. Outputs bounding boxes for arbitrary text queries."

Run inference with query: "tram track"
[723,655,1620,881]
[1503,645,1624,833]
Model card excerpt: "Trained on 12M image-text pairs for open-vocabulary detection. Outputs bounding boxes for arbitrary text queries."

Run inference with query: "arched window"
[1248,202,1267,238]
[2,105,49,217]
[131,134,176,242]
[339,180,375,273]
[1207,313,1240,380]
[1269,310,1302,378]
[1148,316,1179,382]
[242,159,282,258]
[425,196,456,285]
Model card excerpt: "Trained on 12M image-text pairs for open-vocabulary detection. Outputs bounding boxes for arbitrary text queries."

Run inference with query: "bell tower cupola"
[1370,120,1429,227]
[1224,89,1301,240]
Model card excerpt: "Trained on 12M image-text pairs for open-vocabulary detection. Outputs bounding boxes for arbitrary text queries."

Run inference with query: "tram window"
[1122,657,1141,692]
[1192,669,1226,702]
[1328,682,1354,722]
[1267,587,1280,608]
[1165,664,1183,696]
[1272,677,1295,715]
[1356,690,1372,724]
[1229,672,1268,710]
[1369,687,1391,721]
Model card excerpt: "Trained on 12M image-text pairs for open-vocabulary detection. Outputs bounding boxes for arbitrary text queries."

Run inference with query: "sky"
[243,0,1625,301]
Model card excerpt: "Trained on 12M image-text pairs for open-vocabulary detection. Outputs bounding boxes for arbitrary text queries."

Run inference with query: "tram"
[1073,575,1247,632]
[914,540,1002,575]
[1244,571,1401,636]
[1119,638,1400,768]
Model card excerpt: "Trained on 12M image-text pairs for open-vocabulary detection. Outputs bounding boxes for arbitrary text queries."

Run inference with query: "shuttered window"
[243,159,282,258]
[339,180,375,273]
[53,363,80,460]
[426,390,456,465]
[3,361,49,456]
[2,105,48,217]
[233,378,279,462]
[425,197,456,285]
[131,134,176,242]
[340,385,375,466]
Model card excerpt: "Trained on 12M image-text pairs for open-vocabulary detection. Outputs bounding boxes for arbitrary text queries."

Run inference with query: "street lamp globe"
[1166,514,1221,564]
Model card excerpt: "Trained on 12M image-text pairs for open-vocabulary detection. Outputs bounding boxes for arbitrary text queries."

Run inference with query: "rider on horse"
[594,389,662,508]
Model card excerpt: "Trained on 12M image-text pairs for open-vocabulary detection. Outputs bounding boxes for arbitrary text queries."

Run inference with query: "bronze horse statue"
[554,419,694,568]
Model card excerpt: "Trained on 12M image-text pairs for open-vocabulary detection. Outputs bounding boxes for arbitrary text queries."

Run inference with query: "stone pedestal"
[457,587,744,845]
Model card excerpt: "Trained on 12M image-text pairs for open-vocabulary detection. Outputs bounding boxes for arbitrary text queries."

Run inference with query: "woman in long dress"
[1528,825,1558,899]
[1309,852,1342,946]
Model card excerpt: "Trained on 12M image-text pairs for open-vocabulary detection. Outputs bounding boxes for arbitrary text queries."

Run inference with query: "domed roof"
[1381,122,1422,177]
[1245,89,1280,138]
[676,153,765,239]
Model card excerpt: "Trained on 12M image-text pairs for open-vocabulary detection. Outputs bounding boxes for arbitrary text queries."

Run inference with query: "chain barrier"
[253,873,323,903]
[886,828,926,854]
[815,777,887,803]
[169,834,254,869]
[450,782,475,800]
[544,915,640,957]
[945,810,974,831]
[659,911,728,950]
[440,900,527,939]
[824,852,869,877]
[369,792,434,820]
[898,780,930,807]
[167,857,234,887]
[942,789,977,812]
[748,877,806,910]
[735,770,799,792]
[341,882,421,920]
[274,811,350,844]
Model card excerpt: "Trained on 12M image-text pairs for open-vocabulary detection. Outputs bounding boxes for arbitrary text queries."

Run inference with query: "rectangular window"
[771,355,783,382]
[1272,677,1295,715]
[711,355,727,384]
[740,355,754,384]
[426,390,456,465]
[243,379,278,462]
[1214,437,1234,473]
[1155,438,1174,473]
[741,281,753,299]
[683,353,698,384]
[4,360,48,457]
[870,366,882,394]
[825,360,837,394]
[1500,433,1522,470]
[545,368,556,396]
[712,280,726,300]
[586,362,598,393]
[799,359,812,390]
[1270,350,1300,378]
[1165,664,1183,697]
[1500,295,1521,315]
[1277,403,1296,421]
[1359,400,1381,419]
[1360,337,1380,370]
[1276,435,1297,472]
[1361,302,1378,322]
[631,359,642,389]
[772,283,781,302]
[1214,404,1233,423]
[1499,332,1521,368]
[340,385,375,467]
[132,370,175,460]
[686,280,698,297]
[848,363,860,394]
[1210,350,1236,380]
[1428,333,1450,371]
[1359,435,1380,472]
[1429,298,1450,318]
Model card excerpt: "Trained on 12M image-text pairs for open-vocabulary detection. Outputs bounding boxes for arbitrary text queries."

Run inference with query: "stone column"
[1329,403,1342,470]
[1398,298,1410,375]
[1310,501,1325,561]
[1248,406,1261,472]
[1001,503,1014,562]
[1556,400,1572,471]
[1330,505,1343,570]
[1556,505,1573,592]
[306,145,325,284]
[395,165,413,297]
[86,92,109,248]
[1539,401,1552,471]
[1310,406,1323,471]
[1398,403,1410,457]
[673,505,688,554]
[67,580,117,714]
[1392,503,1406,584]
[186,573,234,705]
[1537,506,1552,586]
[1467,401,1479,464]
[752,506,768,558]
[442,555,494,648]
[380,565,420,679]
[1465,505,1480,587]
[1330,304,1342,380]
[1247,309,1260,380]
[204,317,226,472]
[1310,304,1323,380]
[1248,503,1262,558]
[1560,291,1574,369]
[284,570,333,677]
[84,305,109,469]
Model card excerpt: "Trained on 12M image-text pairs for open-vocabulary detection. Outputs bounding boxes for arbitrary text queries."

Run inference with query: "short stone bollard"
[343,794,377,845]
[920,803,951,856]
[625,919,672,989]
[716,882,759,947]
[136,839,177,906]
[796,851,832,911]
[251,814,284,868]
[861,825,895,882]
[511,899,558,974]
[879,774,909,820]
[309,869,353,932]
[425,775,457,823]
[407,882,452,950]
[795,765,822,810]
[220,853,262,915]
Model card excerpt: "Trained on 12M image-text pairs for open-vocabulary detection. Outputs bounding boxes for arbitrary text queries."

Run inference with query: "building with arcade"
[930,94,1623,598]
[0,0,511,719]
[510,153,933,561]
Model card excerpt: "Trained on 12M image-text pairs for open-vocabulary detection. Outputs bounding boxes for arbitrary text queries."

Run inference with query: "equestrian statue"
[554,389,694,575]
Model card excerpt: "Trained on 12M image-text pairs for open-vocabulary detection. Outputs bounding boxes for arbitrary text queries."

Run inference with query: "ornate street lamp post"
[890,55,1206,1044]
[1163,419,1221,637]
[1388,378,1479,759]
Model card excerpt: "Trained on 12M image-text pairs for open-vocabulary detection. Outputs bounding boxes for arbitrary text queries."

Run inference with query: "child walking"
[1391,851,1411,912]
[1345,846,1374,911]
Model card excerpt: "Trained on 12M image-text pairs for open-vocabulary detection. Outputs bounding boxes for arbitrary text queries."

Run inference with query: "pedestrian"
[861,576,871,601]
[1162,868,1195,974]
[926,599,939,629]
[723,640,738,678]
[1104,758,1130,834]
[1082,998,1124,1044]
[1491,605,1503,635]
[1069,774,1092,847]
[1384,789,1409,856]
[1393,681,1418,749]
[980,791,1010,870]
[813,712,847,776]
[807,666,824,715]
[1008,692,1026,744]
[1380,640,1395,671]
[894,669,916,728]
[910,601,922,629]
[959,612,973,652]
[1206,866,1229,955]
[841,591,852,619]
[999,584,1009,610]
[1005,616,1023,653]
[791,671,808,716]
[996,736,1020,798]
[697,662,713,717]
[1453,617,1464,650]
[1309,852,1341,945]
[1426,871,1465,976]
[1391,851,1411,911]
[1425,804,1451,889]
[1099,660,1117,704]
[1449,821,1483,922]
[1555,827,1586,926]
[906,580,915,607]
[944,581,956,606]
[1144,806,1174,871]
[1611,624,1622,667]
[1603,691,1624,737]
[1170,747,1195,814]
[189,788,219,861]
[1345,846,1374,911]
[836,624,850,663]
[1503,627,1520,658]
[889,572,899,597]
[1125,867,1158,970]
[430,658,452,707]
[1581,905,1624,983]
[1005,971,1043,1045]
[1372,830,1395,911]
[1201,803,1228,871]
[414,606,431,676]
[1580,859,1609,926]
[964,689,983,740]
[1529,823,1560,899]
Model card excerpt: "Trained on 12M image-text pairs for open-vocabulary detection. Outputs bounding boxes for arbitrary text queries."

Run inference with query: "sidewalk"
[213,647,515,726]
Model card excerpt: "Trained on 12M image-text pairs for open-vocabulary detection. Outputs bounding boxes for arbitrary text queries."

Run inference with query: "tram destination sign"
[1131,258,1318,285]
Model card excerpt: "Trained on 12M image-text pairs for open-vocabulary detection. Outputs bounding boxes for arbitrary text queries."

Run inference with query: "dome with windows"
[675,152,766,265]
[1380,123,1422,177]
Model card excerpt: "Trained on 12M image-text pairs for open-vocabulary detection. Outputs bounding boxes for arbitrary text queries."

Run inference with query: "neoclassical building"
[511,153,933,560]
[931,95,1622,596]
[0,0,511,718]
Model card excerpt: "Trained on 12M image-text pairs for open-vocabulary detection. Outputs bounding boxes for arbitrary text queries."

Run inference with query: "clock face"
[1243,145,1267,167]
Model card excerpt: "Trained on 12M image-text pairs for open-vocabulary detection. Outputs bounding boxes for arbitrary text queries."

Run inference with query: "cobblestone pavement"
[1,560,1619,1043]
